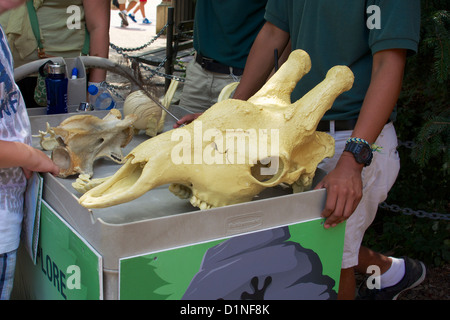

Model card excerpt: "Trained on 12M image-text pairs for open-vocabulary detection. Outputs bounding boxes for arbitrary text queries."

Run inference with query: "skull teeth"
[190,194,213,210]
[169,183,192,199]
[169,183,213,210]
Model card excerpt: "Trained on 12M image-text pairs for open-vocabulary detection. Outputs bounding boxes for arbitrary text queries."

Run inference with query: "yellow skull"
[79,50,354,209]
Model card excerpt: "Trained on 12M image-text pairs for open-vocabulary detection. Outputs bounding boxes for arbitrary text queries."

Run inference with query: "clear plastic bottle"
[87,82,116,110]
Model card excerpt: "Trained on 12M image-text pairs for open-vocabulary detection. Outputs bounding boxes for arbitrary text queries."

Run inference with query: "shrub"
[363,0,450,267]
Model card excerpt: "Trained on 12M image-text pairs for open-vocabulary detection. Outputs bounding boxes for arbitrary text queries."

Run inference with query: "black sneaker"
[118,11,129,27]
[357,257,426,300]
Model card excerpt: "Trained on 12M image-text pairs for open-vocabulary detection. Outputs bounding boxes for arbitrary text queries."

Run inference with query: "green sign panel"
[14,201,102,300]
[119,219,345,300]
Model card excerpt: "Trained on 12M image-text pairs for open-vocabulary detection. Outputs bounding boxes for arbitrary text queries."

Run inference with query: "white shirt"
[0,25,31,253]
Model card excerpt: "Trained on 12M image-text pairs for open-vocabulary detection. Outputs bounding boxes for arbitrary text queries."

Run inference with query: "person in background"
[174,0,268,128]
[0,0,111,107]
[232,0,425,300]
[0,0,60,300]
[117,0,129,27]
[126,0,151,25]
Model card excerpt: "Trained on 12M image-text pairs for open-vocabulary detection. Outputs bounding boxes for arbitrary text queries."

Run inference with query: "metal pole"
[165,7,174,92]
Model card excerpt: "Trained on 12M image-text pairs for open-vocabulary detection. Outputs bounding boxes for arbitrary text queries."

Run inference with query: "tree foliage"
[393,0,449,212]
[365,0,450,267]
[399,0,450,171]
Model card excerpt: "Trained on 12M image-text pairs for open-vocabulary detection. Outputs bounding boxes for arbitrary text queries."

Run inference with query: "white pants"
[318,122,400,269]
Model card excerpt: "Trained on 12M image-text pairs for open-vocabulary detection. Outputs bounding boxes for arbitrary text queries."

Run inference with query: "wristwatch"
[344,141,373,166]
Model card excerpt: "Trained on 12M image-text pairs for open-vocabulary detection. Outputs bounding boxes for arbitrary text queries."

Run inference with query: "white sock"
[380,257,405,289]
[122,10,128,14]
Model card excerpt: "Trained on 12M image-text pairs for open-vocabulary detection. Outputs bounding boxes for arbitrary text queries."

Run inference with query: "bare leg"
[138,2,146,18]
[356,246,392,275]
[338,246,393,300]
[126,0,137,12]
[338,267,356,300]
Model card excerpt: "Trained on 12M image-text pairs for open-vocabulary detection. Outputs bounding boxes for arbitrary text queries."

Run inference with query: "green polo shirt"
[193,0,268,69]
[265,0,421,120]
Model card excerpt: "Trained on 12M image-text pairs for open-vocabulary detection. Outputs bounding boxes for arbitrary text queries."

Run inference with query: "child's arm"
[316,49,408,228]
[0,140,60,178]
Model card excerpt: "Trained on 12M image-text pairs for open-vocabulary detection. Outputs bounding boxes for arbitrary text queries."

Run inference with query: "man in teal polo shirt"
[176,0,268,124]
[234,0,424,300]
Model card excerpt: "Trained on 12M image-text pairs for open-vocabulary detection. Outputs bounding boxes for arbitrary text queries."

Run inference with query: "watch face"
[355,144,373,165]
[358,145,371,161]
[345,141,373,166]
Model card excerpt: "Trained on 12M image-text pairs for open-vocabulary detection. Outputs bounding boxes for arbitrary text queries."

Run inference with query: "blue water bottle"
[45,63,68,114]
[87,82,116,110]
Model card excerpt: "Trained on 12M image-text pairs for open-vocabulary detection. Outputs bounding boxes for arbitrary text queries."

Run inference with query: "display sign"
[14,201,103,300]
[119,218,345,300]
[23,172,43,264]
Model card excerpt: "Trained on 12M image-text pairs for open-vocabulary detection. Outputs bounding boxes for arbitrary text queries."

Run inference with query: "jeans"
[0,249,17,300]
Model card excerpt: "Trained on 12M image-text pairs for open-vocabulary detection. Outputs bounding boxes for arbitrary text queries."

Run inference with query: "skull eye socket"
[52,146,71,170]
[251,156,284,185]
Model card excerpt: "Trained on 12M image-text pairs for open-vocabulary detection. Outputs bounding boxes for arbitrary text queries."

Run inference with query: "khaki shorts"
[179,55,241,113]
[318,122,400,269]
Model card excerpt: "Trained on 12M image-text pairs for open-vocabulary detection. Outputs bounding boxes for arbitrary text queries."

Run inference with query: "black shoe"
[357,257,426,300]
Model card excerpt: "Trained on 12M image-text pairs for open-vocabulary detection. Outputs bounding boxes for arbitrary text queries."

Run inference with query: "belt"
[316,119,357,132]
[196,53,244,76]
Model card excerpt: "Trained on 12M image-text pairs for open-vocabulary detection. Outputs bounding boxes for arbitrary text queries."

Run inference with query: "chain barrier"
[379,202,450,221]
[378,139,449,221]
[102,82,127,101]
[109,22,168,53]
[109,22,187,84]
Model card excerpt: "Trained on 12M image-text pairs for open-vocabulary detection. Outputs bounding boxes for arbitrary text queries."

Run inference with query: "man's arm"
[174,22,290,128]
[316,49,408,228]
[83,0,111,83]
[233,22,290,100]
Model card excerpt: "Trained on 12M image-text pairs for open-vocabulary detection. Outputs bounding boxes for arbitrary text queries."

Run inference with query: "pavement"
[108,1,169,96]
[109,0,166,57]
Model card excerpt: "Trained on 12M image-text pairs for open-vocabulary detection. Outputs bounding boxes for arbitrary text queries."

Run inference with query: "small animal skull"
[79,50,354,209]
[51,109,137,178]
[123,80,179,137]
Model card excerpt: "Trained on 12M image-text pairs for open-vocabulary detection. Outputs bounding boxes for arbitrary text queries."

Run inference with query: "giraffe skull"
[79,50,354,209]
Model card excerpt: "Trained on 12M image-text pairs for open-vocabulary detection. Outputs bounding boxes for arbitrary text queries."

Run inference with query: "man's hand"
[314,152,364,228]
[173,113,202,128]
[315,49,407,229]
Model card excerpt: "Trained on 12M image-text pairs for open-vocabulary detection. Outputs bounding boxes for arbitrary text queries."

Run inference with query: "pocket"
[361,123,400,199]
